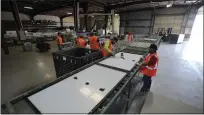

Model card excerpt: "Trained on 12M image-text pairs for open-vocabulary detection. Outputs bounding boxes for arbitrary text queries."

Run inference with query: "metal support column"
[9,0,25,40]
[104,7,109,35]
[74,0,79,32]
[30,15,35,22]
[150,8,155,35]
[111,9,115,34]
[60,17,63,28]
[83,3,89,31]
[1,28,9,55]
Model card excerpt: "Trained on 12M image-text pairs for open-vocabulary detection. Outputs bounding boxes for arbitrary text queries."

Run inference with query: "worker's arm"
[104,40,112,53]
[84,41,87,47]
[141,56,157,66]
[87,38,90,45]
[97,38,99,43]
[75,39,77,45]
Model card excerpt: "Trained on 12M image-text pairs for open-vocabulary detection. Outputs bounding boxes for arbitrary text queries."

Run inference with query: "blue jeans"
[58,44,62,51]
[140,75,152,92]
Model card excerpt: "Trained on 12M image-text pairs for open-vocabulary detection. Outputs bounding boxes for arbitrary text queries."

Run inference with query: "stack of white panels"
[143,38,157,41]
[129,42,151,48]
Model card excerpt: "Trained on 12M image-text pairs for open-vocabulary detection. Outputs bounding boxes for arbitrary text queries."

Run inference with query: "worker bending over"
[75,35,87,57]
[88,32,100,52]
[139,44,159,92]
[57,32,63,51]
[101,37,118,57]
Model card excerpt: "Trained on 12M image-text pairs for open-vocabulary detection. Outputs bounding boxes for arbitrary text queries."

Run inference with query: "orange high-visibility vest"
[76,38,86,48]
[101,40,113,57]
[128,33,132,42]
[89,36,100,50]
[57,35,63,45]
[140,52,159,77]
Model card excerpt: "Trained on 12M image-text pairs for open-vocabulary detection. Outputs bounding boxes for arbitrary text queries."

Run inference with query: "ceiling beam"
[88,0,106,7]
[81,13,111,16]
[60,14,73,19]
[117,3,197,13]
[32,1,73,16]
[108,0,171,10]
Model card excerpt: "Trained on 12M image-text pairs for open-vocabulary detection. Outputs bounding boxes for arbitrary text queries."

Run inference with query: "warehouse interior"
[1,0,203,114]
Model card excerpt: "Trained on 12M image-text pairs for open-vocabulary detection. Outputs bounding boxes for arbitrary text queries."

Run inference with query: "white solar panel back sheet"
[129,42,151,48]
[143,38,158,41]
[99,52,142,71]
[28,65,126,113]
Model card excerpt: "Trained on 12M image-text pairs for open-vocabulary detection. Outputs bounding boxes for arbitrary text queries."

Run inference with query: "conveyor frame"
[7,36,162,114]
[7,53,143,114]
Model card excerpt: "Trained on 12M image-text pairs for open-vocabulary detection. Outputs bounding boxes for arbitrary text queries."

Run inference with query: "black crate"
[53,48,102,78]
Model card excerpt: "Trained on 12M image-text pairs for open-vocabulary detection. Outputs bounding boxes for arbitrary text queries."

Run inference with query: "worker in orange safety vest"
[76,36,87,48]
[101,37,118,57]
[75,35,87,57]
[138,44,159,92]
[88,32,100,52]
[128,32,133,42]
[57,32,63,51]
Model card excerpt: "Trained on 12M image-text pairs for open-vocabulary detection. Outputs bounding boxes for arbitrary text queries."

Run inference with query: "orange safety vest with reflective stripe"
[57,35,63,45]
[76,38,86,48]
[89,36,100,50]
[101,40,113,57]
[140,52,159,77]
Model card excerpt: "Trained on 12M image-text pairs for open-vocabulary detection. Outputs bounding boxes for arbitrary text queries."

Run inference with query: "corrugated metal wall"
[119,10,153,34]
[153,7,187,34]
[181,6,198,37]
[1,11,30,21]
[63,16,74,27]
[119,6,199,36]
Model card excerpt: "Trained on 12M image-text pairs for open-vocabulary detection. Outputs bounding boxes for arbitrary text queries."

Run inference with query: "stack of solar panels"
[122,35,162,55]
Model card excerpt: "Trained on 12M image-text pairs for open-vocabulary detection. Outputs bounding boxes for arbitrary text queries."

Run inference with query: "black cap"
[150,44,158,50]
[90,32,94,36]
[113,37,118,42]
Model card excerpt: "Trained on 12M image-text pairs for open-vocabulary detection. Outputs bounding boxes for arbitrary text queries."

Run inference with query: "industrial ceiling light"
[24,6,33,9]
[166,4,172,8]
[186,0,197,3]
[67,12,72,14]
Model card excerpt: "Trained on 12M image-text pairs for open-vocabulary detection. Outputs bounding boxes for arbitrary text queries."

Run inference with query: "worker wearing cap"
[139,44,159,92]
[75,35,87,57]
[57,32,63,51]
[101,37,118,57]
[88,32,100,52]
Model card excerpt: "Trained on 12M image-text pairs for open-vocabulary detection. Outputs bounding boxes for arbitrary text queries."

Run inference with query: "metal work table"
[123,35,162,55]
[7,52,143,114]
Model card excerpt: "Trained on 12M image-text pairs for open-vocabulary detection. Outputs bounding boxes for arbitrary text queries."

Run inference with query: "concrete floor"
[127,41,203,114]
[1,40,203,113]
[1,41,58,105]
[140,41,203,113]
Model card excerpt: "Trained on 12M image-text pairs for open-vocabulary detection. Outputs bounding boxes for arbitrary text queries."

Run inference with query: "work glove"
[110,52,115,57]
[136,62,141,66]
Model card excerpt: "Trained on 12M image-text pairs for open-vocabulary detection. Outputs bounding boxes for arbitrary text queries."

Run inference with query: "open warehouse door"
[182,6,203,64]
